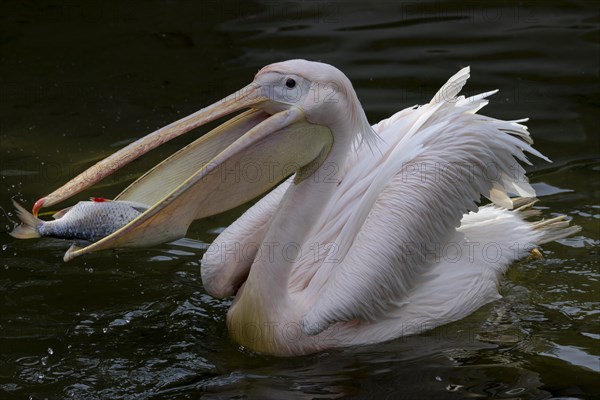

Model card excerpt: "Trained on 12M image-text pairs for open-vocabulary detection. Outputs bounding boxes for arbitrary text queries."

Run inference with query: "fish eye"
[285,78,296,88]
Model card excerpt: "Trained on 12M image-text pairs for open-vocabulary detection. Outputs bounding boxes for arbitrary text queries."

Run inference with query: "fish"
[9,198,149,243]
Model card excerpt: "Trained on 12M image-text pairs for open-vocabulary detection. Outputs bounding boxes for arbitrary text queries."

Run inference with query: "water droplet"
[506,388,525,395]
[41,356,48,366]
[47,347,54,355]
[2,244,7,251]
[102,327,108,333]
[446,384,463,391]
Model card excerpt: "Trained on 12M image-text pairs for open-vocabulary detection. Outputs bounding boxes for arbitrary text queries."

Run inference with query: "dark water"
[1,1,598,399]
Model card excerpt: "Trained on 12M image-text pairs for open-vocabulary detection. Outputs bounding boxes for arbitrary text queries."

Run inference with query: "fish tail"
[9,199,42,239]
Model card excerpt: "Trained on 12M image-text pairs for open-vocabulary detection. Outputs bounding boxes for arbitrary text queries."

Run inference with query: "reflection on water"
[1,1,598,399]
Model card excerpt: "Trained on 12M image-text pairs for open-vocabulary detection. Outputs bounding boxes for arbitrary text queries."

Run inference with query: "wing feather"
[299,67,547,335]
[201,178,291,298]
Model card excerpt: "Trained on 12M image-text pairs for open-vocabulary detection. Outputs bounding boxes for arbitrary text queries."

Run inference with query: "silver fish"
[10,199,149,242]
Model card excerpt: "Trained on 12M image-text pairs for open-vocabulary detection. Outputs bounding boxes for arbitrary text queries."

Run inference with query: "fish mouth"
[36,79,333,261]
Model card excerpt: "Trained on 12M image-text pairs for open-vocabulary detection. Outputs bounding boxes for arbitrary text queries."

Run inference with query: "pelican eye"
[285,78,296,88]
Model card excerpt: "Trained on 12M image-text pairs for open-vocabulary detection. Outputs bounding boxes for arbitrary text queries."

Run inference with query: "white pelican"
[33,60,579,355]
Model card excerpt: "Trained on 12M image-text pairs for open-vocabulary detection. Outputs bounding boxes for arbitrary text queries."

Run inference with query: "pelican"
[33,60,579,355]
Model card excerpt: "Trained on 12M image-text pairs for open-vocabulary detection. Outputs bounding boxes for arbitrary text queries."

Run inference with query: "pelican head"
[253,60,373,140]
[34,60,373,260]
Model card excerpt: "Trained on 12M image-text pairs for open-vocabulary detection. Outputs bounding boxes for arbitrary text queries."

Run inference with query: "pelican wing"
[201,178,291,298]
[300,68,547,335]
